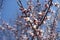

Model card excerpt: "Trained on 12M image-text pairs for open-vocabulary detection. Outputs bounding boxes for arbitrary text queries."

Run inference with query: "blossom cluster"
[0,0,60,40]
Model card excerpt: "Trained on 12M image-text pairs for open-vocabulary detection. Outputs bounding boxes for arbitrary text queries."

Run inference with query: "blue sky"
[1,0,18,24]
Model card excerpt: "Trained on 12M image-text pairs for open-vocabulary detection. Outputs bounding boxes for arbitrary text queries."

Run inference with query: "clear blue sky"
[1,0,18,24]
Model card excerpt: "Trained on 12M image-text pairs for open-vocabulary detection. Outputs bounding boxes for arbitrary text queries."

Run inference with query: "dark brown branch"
[37,0,53,29]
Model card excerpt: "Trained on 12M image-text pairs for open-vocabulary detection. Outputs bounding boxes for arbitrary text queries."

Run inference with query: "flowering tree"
[16,0,60,40]
[0,0,60,40]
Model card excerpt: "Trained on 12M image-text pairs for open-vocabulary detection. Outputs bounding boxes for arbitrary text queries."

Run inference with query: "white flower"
[30,32,34,36]
[34,18,38,21]
[21,35,28,40]
[27,1,31,5]
[57,5,60,8]
[33,25,37,29]
[37,32,39,35]
[47,16,51,20]
[30,20,33,23]
[38,12,42,15]
[40,29,44,33]
[54,2,60,8]
[43,21,46,24]
[30,14,33,16]
[37,29,44,35]
[8,26,12,29]
[16,36,18,39]
[24,17,30,21]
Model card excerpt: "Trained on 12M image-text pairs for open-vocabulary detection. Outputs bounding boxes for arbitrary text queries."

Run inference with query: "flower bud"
[24,17,30,21]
